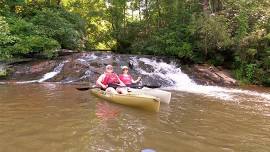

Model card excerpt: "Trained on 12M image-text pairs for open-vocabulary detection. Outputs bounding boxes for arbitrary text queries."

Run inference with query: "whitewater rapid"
[131,57,270,102]
[15,60,68,84]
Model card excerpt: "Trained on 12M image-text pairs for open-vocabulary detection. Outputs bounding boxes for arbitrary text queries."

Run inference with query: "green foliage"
[178,42,193,59]
[0,16,14,45]
[12,36,60,58]
[0,1,86,60]
[262,77,270,87]
[235,10,249,42]
[245,63,256,83]
[29,7,85,50]
[0,70,7,77]
[66,0,112,49]
[0,16,18,59]
[194,15,232,59]
[130,24,194,61]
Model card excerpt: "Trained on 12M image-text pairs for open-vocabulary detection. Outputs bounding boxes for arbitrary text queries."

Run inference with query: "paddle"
[76,84,161,91]
[76,86,100,91]
[128,84,161,89]
[144,85,161,88]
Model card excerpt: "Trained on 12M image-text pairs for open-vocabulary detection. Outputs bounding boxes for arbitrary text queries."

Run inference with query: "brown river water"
[0,84,270,152]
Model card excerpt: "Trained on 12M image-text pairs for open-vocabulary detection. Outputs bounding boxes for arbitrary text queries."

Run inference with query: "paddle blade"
[129,84,161,89]
[144,85,161,88]
[76,87,91,91]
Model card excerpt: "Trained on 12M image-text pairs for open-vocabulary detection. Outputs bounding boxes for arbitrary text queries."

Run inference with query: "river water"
[1,83,270,152]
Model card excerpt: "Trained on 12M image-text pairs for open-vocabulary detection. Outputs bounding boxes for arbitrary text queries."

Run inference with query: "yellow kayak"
[90,88,160,112]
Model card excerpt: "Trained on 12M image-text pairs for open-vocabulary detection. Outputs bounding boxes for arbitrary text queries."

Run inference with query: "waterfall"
[15,60,68,84]
[37,61,68,82]
[131,57,270,102]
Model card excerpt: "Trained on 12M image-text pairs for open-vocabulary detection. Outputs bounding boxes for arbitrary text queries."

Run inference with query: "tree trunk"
[145,0,149,34]
[204,37,208,58]
[139,2,141,21]
[203,0,223,13]
[145,0,148,19]
[210,0,223,13]
[45,0,50,6]
[123,4,126,34]
[132,8,134,20]
[31,0,37,5]
[203,0,209,13]
[156,0,161,29]
[56,0,61,6]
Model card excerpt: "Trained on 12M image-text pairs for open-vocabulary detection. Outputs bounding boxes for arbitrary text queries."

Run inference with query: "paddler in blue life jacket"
[96,65,127,94]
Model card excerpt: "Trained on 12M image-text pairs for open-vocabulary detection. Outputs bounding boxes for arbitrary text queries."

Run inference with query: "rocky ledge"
[0,52,238,87]
[182,64,238,87]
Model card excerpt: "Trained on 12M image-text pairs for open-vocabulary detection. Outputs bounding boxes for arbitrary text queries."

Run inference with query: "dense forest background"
[1,0,270,85]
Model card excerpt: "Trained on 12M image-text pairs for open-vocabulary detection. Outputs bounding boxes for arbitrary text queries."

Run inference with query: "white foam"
[76,54,98,66]
[10,60,68,84]
[37,61,68,82]
[80,54,98,61]
[131,57,270,102]
[15,80,38,84]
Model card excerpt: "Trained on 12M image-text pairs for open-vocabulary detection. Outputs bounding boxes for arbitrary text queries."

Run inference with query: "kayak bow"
[129,87,171,104]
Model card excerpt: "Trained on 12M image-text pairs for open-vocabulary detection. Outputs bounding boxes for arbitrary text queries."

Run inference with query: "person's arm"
[132,76,141,84]
[96,74,107,89]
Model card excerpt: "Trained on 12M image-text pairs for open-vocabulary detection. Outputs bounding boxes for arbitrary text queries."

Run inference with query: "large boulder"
[9,60,58,81]
[183,64,238,87]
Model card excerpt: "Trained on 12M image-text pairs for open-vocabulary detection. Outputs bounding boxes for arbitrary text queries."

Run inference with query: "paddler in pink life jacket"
[119,66,141,87]
[96,65,127,94]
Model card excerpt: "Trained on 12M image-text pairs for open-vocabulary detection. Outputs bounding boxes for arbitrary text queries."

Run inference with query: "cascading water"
[75,54,98,80]
[130,57,270,102]
[16,60,69,84]
[37,60,69,83]
[13,53,110,84]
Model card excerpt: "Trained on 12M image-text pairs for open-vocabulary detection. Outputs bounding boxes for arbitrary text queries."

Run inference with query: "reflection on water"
[0,84,270,152]
[95,102,120,121]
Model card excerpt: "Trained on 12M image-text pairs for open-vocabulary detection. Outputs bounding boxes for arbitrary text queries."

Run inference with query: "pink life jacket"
[101,73,119,85]
[119,74,132,85]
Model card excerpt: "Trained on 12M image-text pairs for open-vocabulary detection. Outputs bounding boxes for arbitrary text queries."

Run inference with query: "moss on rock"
[0,64,7,77]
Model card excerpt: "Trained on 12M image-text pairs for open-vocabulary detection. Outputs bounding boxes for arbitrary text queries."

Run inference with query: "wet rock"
[58,49,79,56]
[182,64,238,87]
[1,52,238,87]
[89,62,102,68]
[7,60,58,81]
[138,61,155,73]
[51,59,87,82]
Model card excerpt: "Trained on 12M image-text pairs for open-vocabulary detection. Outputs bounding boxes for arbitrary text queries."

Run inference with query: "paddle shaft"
[76,84,161,91]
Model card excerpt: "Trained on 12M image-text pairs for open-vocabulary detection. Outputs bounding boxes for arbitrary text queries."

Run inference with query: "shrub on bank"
[0,2,85,60]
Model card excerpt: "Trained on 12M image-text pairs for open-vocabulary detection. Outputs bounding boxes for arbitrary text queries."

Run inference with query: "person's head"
[105,65,113,73]
[121,66,129,74]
